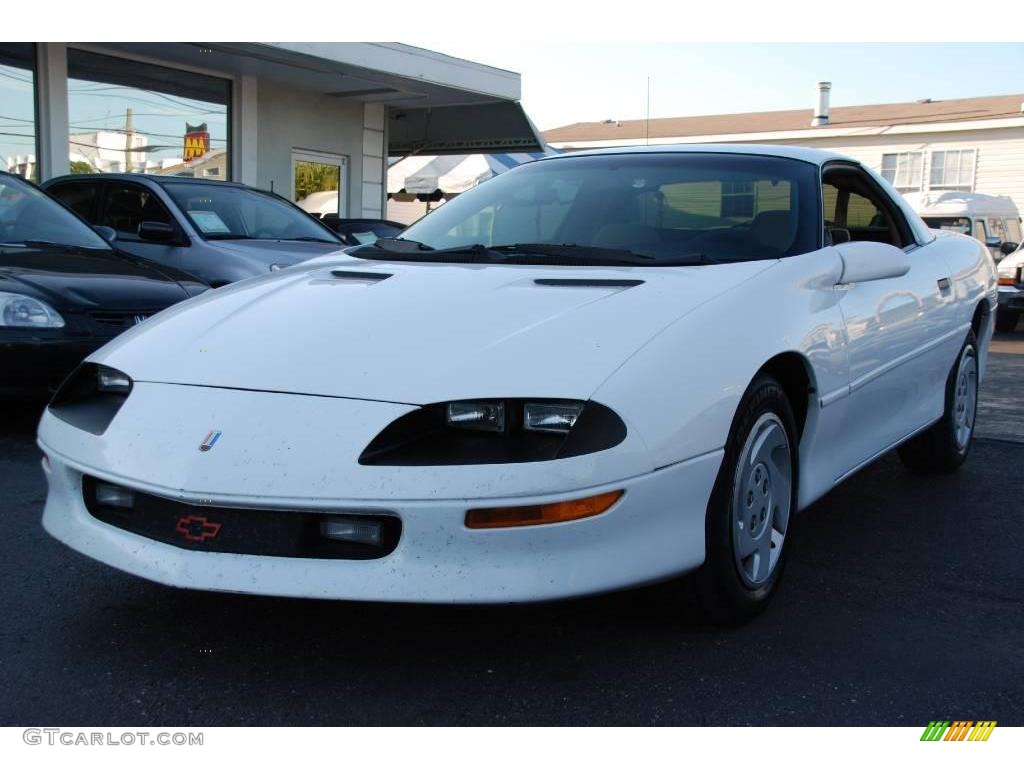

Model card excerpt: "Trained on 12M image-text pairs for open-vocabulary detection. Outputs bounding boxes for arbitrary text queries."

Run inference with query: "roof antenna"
[645,76,651,146]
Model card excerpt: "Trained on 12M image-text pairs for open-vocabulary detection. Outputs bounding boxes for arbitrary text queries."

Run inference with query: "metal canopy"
[389,102,546,156]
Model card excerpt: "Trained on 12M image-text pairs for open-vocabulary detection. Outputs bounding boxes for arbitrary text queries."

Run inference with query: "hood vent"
[534,278,644,288]
[330,270,392,283]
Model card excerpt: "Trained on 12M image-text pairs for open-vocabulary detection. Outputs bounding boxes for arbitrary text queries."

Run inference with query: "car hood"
[92,254,774,404]
[207,238,346,266]
[0,246,192,310]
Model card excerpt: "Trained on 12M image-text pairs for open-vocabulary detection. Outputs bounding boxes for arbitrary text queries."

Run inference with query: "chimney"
[811,81,831,126]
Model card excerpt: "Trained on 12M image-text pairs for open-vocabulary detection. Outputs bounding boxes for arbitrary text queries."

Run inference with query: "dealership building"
[0,43,542,218]
[545,85,1024,214]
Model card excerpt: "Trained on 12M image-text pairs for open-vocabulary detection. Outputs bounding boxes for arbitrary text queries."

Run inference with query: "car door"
[823,163,958,475]
[95,181,191,272]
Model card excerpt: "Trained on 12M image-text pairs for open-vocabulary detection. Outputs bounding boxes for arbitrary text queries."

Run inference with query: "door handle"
[937,277,952,291]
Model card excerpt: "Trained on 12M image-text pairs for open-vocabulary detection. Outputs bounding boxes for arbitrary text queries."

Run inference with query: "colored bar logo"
[921,721,996,741]
[199,430,222,452]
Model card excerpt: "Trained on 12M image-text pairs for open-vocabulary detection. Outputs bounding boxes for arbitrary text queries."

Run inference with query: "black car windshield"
[0,173,109,250]
[376,152,820,266]
[163,183,341,244]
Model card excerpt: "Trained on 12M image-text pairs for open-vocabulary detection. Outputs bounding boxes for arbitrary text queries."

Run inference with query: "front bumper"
[40,447,720,603]
[37,381,721,602]
[997,285,1024,311]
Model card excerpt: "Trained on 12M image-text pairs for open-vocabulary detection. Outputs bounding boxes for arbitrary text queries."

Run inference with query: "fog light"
[466,489,623,529]
[320,516,383,546]
[446,400,505,432]
[95,482,134,509]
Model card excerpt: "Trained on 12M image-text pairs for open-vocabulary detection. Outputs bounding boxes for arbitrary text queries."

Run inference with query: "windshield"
[0,174,109,249]
[391,152,820,265]
[922,216,971,234]
[163,183,340,243]
[334,221,404,245]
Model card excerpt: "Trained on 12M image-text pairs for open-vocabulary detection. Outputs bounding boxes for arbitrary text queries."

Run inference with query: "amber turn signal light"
[998,276,1017,286]
[465,490,623,529]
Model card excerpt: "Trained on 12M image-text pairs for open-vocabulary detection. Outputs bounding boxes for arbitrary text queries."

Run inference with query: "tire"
[995,310,1019,333]
[897,330,978,474]
[693,374,799,625]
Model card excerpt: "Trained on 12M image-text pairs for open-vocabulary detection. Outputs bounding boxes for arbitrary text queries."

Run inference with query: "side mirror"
[138,221,175,243]
[92,225,117,243]
[985,236,1002,249]
[834,241,911,284]
[1000,241,1019,256]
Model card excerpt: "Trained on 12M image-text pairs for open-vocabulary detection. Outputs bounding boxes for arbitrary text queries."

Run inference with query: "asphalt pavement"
[1,334,1022,726]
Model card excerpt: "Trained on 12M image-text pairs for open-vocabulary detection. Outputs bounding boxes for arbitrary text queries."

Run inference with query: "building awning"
[389,102,546,156]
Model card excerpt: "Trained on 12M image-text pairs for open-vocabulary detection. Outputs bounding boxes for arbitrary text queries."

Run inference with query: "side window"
[822,167,911,249]
[48,183,98,221]
[1006,218,1022,245]
[987,217,1007,244]
[100,184,175,239]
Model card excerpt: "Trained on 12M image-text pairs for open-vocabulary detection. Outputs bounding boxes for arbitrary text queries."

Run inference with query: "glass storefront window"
[0,44,38,181]
[66,49,230,180]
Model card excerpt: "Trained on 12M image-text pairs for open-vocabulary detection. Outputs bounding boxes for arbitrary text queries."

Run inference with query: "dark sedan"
[0,171,207,395]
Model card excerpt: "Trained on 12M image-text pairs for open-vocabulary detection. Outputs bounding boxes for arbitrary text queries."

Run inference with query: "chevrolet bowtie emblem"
[175,515,222,542]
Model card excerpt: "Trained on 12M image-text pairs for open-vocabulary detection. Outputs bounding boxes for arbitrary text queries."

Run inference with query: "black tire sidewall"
[698,375,800,620]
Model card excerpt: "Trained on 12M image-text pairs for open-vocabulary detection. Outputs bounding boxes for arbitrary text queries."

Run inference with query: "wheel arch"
[754,351,817,443]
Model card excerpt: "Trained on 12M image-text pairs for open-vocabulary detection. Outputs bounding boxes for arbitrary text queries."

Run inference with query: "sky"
[414,42,1024,131]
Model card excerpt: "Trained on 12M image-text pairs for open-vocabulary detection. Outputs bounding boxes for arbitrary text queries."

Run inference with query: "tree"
[69,160,95,174]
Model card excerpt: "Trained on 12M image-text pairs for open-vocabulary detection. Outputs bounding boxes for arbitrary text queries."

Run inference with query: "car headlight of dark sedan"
[0,291,65,328]
[48,363,133,435]
[359,399,626,465]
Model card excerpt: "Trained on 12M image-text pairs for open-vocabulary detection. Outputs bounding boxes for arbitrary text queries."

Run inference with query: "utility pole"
[123,107,134,172]
[645,77,651,146]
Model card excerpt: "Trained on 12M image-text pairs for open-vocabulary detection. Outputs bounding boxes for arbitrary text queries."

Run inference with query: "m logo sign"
[920,721,996,741]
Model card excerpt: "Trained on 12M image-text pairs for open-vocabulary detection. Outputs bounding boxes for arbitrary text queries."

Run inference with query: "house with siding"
[544,85,1024,214]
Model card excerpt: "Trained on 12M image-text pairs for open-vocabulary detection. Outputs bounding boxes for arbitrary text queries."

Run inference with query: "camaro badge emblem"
[199,430,222,452]
[175,515,222,542]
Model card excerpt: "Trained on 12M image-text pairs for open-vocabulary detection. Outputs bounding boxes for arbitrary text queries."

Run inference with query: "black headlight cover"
[49,363,133,435]
[359,399,626,466]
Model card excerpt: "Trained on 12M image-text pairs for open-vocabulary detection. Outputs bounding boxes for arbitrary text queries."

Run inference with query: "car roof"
[43,173,252,189]
[902,190,1019,218]
[547,142,855,166]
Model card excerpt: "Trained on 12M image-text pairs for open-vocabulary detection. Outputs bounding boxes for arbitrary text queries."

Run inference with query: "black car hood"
[0,246,192,311]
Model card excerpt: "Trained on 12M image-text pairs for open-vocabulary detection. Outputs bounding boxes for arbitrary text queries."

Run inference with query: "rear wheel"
[995,309,1019,333]
[693,375,798,625]
[898,331,978,474]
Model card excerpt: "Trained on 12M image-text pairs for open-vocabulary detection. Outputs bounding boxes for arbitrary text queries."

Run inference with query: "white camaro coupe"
[38,146,997,623]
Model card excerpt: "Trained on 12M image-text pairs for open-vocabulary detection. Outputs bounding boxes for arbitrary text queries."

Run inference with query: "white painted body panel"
[38,144,999,603]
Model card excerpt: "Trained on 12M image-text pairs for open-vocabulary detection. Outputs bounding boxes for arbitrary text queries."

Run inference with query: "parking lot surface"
[1,335,1022,726]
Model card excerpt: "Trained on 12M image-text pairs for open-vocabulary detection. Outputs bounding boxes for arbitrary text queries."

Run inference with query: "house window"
[929,149,976,190]
[721,181,755,218]
[880,152,922,191]
[0,44,38,180]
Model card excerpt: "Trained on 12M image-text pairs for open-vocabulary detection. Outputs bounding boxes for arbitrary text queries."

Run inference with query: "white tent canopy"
[388,151,554,198]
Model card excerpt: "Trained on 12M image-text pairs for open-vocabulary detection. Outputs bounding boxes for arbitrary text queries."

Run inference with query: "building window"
[0,44,38,181]
[929,149,976,190]
[66,48,230,180]
[721,181,755,218]
[880,152,922,191]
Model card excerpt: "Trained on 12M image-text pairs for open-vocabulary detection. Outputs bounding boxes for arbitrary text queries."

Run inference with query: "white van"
[903,191,1022,261]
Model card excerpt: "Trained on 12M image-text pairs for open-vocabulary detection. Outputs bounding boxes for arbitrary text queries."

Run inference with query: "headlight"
[0,291,65,328]
[49,363,133,435]
[360,399,626,466]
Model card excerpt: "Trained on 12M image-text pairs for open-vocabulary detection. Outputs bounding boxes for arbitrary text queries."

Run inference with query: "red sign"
[183,122,210,162]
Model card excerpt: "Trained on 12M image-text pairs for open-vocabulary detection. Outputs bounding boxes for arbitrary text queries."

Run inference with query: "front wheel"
[898,331,978,474]
[693,375,798,625]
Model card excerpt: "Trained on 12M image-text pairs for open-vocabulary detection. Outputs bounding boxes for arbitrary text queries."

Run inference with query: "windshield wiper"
[204,233,258,241]
[279,236,339,244]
